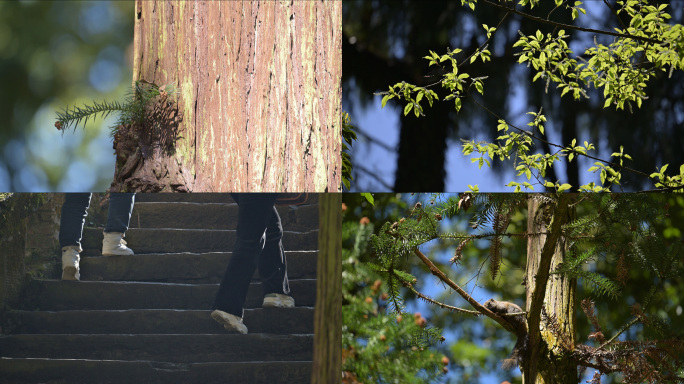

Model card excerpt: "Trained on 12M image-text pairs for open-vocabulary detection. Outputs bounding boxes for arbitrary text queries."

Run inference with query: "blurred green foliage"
[0,1,134,191]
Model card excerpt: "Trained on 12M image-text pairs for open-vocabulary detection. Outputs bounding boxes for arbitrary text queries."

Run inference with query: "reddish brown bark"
[112,1,342,192]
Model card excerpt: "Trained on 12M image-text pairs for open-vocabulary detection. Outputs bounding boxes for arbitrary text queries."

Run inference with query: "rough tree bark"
[312,193,341,384]
[111,0,342,192]
[524,195,578,384]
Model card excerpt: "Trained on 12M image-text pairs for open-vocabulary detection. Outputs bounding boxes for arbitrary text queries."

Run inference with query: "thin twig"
[354,126,396,152]
[353,164,394,191]
[467,92,655,180]
[481,0,665,45]
[599,317,640,349]
[603,0,629,31]
[413,247,520,334]
[400,280,481,315]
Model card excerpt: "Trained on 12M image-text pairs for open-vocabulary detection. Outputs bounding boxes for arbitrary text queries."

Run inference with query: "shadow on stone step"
[0,358,312,384]
[0,333,314,363]
[78,251,317,282]
[16,279,316,311]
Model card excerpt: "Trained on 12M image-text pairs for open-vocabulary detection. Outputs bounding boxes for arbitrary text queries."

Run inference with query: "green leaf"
[360,193,374,206]
[475,81,483,94]
[381,95,391,109]
[604,97,612,108]
[558,183,572,192]
[404,103,413,116]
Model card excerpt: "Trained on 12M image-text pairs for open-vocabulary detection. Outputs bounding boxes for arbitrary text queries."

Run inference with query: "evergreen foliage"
[361,192,683,383]
[342,213,449,383]
[55,80,178,138]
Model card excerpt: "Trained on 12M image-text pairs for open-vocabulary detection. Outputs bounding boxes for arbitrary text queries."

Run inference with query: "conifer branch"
[54,80,178,137]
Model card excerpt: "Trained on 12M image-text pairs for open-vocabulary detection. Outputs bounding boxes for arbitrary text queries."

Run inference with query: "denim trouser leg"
[104,193,135,233]
[259,207,290,297]
[212,193,290,318]
[59,193,92,249]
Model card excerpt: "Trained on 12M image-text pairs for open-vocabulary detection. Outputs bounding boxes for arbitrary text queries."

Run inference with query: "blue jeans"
[59,193,136,249]
[212,193,290,318]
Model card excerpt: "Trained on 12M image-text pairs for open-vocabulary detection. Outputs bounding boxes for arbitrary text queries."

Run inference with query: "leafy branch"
[376,0,684,192]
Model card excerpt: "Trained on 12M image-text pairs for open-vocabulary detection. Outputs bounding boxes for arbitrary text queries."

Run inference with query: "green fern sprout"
[55,80,178,138]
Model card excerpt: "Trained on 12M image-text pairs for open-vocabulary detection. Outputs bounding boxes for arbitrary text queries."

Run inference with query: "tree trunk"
[312,193,342,384]
[111,0,342,193]
[524,195,578,384]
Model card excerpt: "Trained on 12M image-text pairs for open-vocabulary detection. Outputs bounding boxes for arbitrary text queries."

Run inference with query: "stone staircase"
[0,194,319,383]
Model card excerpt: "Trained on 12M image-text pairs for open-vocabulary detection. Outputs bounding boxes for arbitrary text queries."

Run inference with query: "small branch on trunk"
[413,248,520,334]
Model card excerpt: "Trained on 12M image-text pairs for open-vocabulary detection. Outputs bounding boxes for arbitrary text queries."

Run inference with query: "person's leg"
[211,193,278,333]
[59,193,92,249]
[102,193,135,256]
[59,193,92,280]
[259,205,293,307]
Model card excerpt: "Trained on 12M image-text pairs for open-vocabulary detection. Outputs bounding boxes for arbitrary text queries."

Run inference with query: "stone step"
[81,228,319,255]
[4,307,313,335]
[128,202,319,231]
[78,251,317,282]
[0,333,312,363]
[3,308,314,335]
[0,358,312,384]
[20,279,316,311]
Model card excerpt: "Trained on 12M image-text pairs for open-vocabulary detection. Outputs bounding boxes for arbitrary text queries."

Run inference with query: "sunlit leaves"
[649,163,684,191]
[378,0,684,192]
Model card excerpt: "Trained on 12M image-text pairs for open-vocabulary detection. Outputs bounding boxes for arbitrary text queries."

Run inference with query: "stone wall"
[0,193,52,311]
[24,194,63,274]
[0,193,109,312]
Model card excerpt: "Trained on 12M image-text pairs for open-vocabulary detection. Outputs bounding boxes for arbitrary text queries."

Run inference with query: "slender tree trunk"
[524,195,578,384]
[111,0,341,192]
[312,193,342,384]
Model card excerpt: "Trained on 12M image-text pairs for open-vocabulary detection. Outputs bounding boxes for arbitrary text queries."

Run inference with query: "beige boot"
[61,245,81,281]
[210,310,248,334]
[262,293,295,308]
[102,232,134,256]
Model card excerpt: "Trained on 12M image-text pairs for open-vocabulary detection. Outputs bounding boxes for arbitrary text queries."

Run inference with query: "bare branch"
[413,248,520,334]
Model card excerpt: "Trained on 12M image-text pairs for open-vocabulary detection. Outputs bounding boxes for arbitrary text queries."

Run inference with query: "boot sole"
[210,311,248,334]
